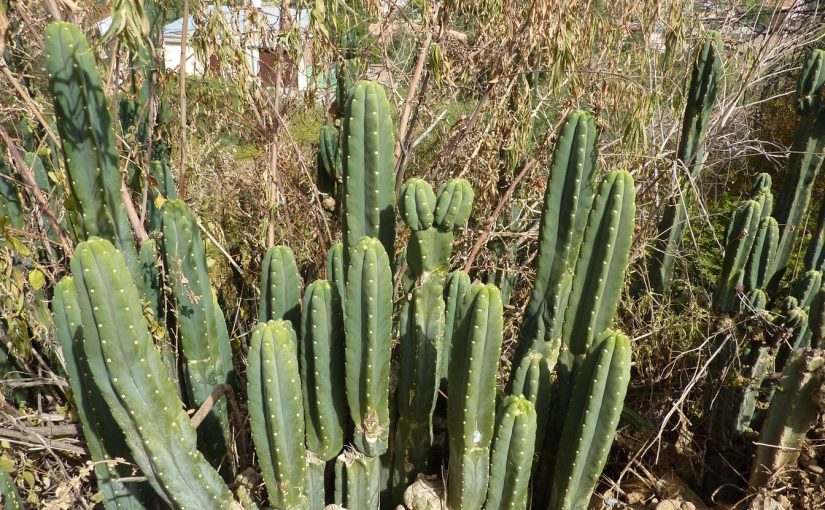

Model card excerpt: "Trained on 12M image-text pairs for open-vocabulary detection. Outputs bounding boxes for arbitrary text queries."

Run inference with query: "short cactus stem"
[483,395,537,510]
[447,283,504,510]
[305,452,327,510]
[259,245,302,332]
[507,349,555,465]
[345,237,393,456]
[334,449,381,509]
[712,200,762,315]
[744,216,779,292]
[327,242,346,314]
[247,320,308,510]
[796,48,825,115]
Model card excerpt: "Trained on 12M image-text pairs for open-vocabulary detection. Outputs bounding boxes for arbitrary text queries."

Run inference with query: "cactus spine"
[259,245,302,332]
[549,330,632,510]
[345,236,393,457]
[247,320,308,509]
[392,275,445,502]
[650,31,722,294]
[300,279,346,460]
[160,199,233,469]
[483,395,537,510]
[519,111,598,357]
[342,81,397,263]
[44,22,140,275]
[69,238,235,508]
[447,283,504,510]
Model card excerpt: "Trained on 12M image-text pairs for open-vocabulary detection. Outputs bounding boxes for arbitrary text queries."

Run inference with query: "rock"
[655,500,696,510]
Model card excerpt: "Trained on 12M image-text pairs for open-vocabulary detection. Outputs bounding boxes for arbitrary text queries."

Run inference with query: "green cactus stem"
[345,236,393,457]
[507,349,555,467]
[805,198,825,273]
[750,173,774,220]
[342,81,396,263]
[318,124,342,195]
[549,330,632,510]
[519,111,598,358]
[247,320,308,510]
[0,468,24,510]
[713,200,762,315]
[160,199,233,470]
[54,277,152,509]
[305,453,327,510]
[70,238,235,508]
[796,49,825,115]
[334,449,381,509]
[259,245,302,332]
[750,348,825,488]
[44,22,140,275]
[392,275,445,503]
[650,31,722,295]
[0,157,24,230]
[300,279,346,461]
[744,216,779,292]
[441,269,471,380]
[447,283,504,510]
[327,241,347,314]
[483,395,537,510]
[147,153,177,232]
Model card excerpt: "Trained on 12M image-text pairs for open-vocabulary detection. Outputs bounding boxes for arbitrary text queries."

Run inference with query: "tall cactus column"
[650,31,722,295]
[447,283,504,510]
[342,81,397,264]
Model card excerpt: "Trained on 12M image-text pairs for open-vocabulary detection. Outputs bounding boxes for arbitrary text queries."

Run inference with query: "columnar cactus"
[804,197,825,272]
[392,275,445,502]
[327,241,346,313]
[54,277,152,509]
[750,349,825,488]
[345,236,393,456]
[0,468,23,510]
[44,22,140,275]
[300,279,346,460]
[796,49,825,115]
[317,124,341,195]
[160,199,233,469]
[441,269,472,380]
[549,330,632,510]
[69,238,235,508]
[259,245,302,331]
[712,200,762,315]
[342,81,396,263]
[0,157,24,230]
[483,395,537,510]
[650,31,723,295]
[247,320,308,509]
[147,153,178,232]
[507,350,554,465]
[334,449,381,509]
[744,216,779,292]
[447,283,504,510]
[519,110,598,357]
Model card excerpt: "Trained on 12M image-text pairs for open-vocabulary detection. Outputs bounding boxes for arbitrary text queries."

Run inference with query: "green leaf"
[28,269,46,290]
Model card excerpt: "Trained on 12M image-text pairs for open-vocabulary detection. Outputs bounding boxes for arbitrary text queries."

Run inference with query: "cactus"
[750,348,825,488]
[44,22,140,276]
[519,110,598,357]
[300,279,346,461]
[160,199,233,470]
[0,157,24,230]
[744,216,779,292]
[318,124,341,195]
[69,238,235,508]
[0,468,24,510]
[441,269,471,380]
[259,245,302,332]
[549,330,632,510]
[483,395,537,510]
[403,475,446,510]
[306,453,327,510]
[342,81,396,263]
[327,241,347,314]
[345,236,393,456]
[804,197,825,273]
[796,49,825,115]
[712,200,762,315]
[650,31,723,295]
[447,283,503,510]
[247,320,308,509]
[392,275,445,502]
[507,350,555,465]
[400,177,474,277]
[147,153,177,232]
[54,277,152,509]
[334,449,381,509]
[750,173,774,220]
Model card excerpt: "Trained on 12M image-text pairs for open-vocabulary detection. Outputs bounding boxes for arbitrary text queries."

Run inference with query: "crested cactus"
[549,330,632,510]
[54,277,152,509]
[447,283,504,510]
[247,320,308,509]
[712,200,762,315]
[441,269,472,380]
[750,348,825,488]
[796,49,825,115]
[300,279,346,461]
[519,110,598,357]
[69,238,235,508]
[160,199,233,470]
[392,275,445,502]
[334,449,381,509]
[345,237,393,457]
[259,245,302,332]
[483,395,537,510]
[44,22,140,275]
[650,31,723,295]
[342,81,396,263]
